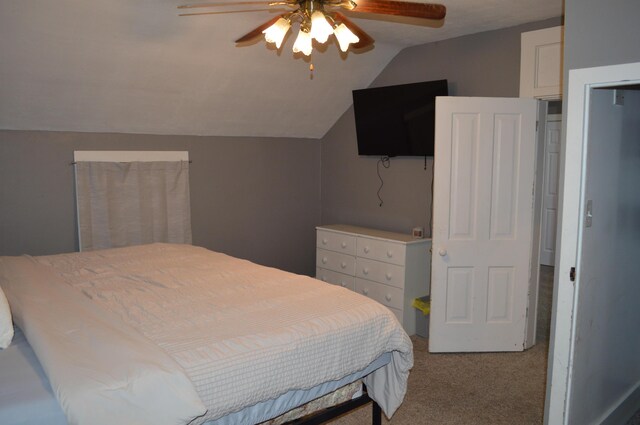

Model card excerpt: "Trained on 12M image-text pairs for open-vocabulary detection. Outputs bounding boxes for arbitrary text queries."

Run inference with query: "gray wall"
[320,18,562,237]
[560,1,640,423]
[0,17,566,276]
[568,88,640,425]
[0,131,321,275]
[564,0,640,75]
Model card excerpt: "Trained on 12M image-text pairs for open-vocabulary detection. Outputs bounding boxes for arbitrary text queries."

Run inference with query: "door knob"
[438,248,447,257]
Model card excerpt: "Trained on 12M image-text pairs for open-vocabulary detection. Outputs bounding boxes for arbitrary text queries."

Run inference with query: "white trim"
[600,382,640,425]
[544,61,640,425]
[74,151,189,162]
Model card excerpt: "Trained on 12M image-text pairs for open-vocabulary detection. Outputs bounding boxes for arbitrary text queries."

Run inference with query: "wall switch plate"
[614,89,625,106]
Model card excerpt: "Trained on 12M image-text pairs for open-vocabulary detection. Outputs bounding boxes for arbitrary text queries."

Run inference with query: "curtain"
[75,161,192,251]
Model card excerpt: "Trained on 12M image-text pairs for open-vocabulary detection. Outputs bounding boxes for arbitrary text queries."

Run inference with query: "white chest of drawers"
[316,224,431,336]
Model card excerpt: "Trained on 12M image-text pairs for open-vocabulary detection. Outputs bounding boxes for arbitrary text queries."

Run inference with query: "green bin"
[412,296,430,338]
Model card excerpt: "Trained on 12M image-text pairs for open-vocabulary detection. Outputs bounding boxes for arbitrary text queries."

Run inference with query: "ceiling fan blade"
[350,0,446,20]
[180,8,274,16]
[235,15,284,43]
[333,12,374,49]
[178,1,272,9]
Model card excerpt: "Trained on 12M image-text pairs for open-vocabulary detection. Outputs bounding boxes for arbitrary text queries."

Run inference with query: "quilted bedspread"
[1,243,413,424]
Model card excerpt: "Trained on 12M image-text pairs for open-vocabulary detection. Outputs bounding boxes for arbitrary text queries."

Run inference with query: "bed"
[0,243,413,425]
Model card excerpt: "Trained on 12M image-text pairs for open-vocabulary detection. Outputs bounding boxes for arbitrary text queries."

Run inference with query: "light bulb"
[309,11,333,44]
[292,29,313,56]
[262,17,291,49]
[334,23,359,52]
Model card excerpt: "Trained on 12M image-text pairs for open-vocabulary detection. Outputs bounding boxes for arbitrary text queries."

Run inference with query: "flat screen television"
[352,79,448,157]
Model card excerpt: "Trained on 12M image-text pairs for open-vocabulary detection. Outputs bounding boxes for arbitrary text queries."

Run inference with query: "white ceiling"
[0,0,562,139]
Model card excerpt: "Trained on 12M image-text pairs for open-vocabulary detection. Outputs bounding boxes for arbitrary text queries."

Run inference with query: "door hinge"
[569,267,576,282]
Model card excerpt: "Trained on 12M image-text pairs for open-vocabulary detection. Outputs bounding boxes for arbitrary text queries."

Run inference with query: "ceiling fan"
[178,0,446,56]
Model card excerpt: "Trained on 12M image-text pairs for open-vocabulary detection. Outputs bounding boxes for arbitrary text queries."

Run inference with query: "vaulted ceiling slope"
[0,0,562,139]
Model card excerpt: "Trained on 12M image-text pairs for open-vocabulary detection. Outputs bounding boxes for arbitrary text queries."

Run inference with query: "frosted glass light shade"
[292,29,313,56]
[262,17,291,49]
[309,11,333,43]
[334,23,359,52]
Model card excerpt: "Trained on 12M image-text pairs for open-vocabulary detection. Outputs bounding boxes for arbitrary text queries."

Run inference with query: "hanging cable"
[376,156,390,207]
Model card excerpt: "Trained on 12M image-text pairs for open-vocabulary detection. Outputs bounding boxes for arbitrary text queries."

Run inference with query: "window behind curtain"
[74,151,192,251]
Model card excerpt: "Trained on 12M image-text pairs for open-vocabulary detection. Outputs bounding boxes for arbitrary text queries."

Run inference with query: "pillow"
[0,285,13,349]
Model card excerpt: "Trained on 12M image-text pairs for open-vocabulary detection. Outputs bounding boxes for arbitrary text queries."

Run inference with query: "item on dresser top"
[316,224,432,336]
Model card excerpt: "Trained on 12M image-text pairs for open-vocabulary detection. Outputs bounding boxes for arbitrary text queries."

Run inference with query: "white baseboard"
[600,382,640,425]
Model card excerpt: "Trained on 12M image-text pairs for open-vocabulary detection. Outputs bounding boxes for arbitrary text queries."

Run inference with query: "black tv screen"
[352,79,448,157]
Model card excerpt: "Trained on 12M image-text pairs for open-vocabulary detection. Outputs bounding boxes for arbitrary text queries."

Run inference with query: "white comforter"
[0,244,413,425]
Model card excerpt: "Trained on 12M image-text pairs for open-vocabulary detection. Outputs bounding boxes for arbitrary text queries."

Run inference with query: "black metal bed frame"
[283,391,382,425]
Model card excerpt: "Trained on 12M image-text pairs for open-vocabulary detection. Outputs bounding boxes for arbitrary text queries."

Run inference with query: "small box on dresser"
[316,224,431,336]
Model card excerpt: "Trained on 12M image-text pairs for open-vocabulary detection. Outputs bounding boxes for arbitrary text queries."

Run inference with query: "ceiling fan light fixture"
[262,17,291,49]
[292,28,313,56]
[333,23,359,52]
[309,11,333,44]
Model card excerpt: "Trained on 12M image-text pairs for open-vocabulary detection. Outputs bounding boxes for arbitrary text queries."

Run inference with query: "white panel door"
[429,97,537,353]
[540,117,562,266]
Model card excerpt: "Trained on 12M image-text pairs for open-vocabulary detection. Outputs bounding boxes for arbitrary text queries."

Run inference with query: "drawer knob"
[341,241,347,248]
[322,257,328,264]
[438,248,447,257]
[341,281,347,287]
[386,250,393,258]
[385,272,392,280]
[385,294,392,302]
[364,246,370,254]
[322,238,328,245]
[362,288,369,296]
[322,277,327,282]
[340,262,347,269]
[363,267,369,275]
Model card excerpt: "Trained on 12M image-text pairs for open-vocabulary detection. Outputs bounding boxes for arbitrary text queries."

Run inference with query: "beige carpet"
[325,264,638,425]
[330,336,549,425]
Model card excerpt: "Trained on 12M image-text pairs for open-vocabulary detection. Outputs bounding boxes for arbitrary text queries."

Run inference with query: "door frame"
[524,100,548,349]
[544,61,640,425]
[539,112,562,267]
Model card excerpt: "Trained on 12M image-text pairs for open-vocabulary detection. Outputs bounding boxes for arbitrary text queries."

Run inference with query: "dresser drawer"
[316,268,355,290]
[355,278,404,311]
[316,249,356,275]
[356,258,405,289]
[317,230,357,256]
[357,237,406,266]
